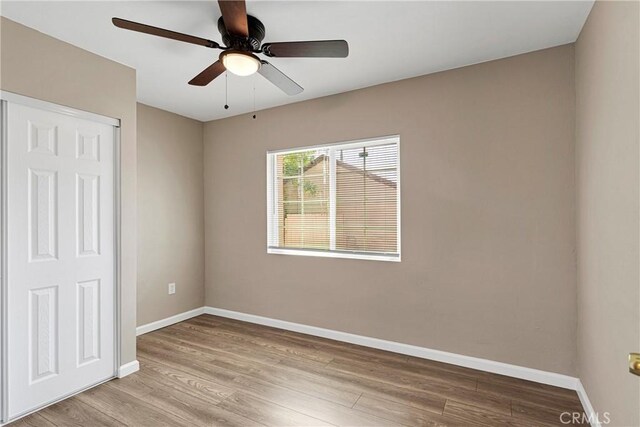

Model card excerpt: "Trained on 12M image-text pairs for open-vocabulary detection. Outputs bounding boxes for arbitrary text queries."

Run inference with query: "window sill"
[267,247,401,262]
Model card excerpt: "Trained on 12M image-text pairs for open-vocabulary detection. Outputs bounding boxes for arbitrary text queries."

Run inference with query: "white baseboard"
[117,360,140,378]
[204,306,579,391]
[136,307,205,336]
[576,380,600,427]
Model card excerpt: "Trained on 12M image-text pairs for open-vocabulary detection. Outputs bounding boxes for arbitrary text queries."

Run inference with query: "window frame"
[266,135,401,262]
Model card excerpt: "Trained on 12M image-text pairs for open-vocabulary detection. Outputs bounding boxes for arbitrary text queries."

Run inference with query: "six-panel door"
[7,103,115,419]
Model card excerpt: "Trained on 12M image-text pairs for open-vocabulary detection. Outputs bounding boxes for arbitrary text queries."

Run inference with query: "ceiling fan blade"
[112,18,220,49]
[188,60,226,86]
[218,0,249,37]
[258,61,303,96]
[262,40,349,58]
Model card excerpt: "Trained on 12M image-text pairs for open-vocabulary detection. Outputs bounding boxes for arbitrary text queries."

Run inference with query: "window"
[267,136,400,261]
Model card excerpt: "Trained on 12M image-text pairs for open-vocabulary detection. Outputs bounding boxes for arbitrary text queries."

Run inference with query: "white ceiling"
[1,1,593,122]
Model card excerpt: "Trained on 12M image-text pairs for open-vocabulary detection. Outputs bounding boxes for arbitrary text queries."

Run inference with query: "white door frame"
[0,91,122,424]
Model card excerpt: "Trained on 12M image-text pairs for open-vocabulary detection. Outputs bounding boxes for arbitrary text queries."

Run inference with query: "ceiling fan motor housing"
[217,15,265,51]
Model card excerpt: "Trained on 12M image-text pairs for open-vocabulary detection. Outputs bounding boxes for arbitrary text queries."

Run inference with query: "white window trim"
[266,135,401,263]
[328,147,337,251]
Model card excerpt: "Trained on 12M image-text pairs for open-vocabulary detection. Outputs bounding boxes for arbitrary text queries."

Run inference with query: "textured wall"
[204,45,577,375]
[576,1,640,424]
[137,103,205,326]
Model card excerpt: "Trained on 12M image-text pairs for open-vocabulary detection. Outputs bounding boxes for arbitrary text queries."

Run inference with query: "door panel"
[29,286,59,382]
[77,278,101,366]
[28,168,58,262]
[7,102,115,419]
[77,173,100,257]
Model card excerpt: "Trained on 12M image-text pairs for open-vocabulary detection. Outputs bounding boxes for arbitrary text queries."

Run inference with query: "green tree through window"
[282,151,318,196]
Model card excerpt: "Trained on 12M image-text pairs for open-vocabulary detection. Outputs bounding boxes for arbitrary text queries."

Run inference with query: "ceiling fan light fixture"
[221,50,261,76]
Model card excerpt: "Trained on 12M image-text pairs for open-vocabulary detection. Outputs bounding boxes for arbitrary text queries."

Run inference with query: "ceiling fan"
[112,0,349,96]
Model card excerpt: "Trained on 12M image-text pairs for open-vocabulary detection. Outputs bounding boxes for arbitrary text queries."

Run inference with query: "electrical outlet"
[168,282,176,295]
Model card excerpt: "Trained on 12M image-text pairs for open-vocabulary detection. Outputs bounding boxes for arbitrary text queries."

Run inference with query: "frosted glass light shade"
[222,51,260,76]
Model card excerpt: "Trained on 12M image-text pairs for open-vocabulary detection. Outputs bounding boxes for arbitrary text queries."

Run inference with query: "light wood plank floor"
[12,314,586,426]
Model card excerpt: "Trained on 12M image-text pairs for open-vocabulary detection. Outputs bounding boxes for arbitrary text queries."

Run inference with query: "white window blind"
[267,136,400,261]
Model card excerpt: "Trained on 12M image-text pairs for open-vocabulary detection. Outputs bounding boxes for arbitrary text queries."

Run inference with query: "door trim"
[0,92,122,424]
[0,99,8,425]
[0,91,120,127]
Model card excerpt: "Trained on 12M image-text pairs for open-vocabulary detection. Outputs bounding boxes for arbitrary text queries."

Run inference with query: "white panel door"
[6,102,115,419]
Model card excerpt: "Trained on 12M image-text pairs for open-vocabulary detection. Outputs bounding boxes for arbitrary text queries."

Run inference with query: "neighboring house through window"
[267,136,400,261]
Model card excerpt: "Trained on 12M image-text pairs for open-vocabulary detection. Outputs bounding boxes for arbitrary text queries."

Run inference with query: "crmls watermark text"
[560,411,611,425]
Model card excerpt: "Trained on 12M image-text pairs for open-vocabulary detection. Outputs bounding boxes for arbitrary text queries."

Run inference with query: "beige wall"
[137,103,204,326]
[576,1,640,425]
[0,17,138,365]
[204,45,577,375]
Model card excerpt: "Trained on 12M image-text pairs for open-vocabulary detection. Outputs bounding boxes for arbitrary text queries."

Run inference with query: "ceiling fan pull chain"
[252,80,257,119]
[224,72,229,110]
